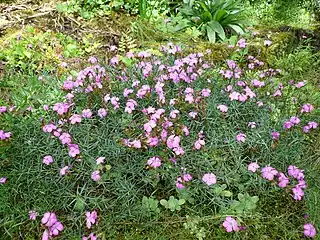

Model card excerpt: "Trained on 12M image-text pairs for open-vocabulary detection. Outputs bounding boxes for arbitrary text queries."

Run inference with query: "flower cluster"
[41,212,64,239]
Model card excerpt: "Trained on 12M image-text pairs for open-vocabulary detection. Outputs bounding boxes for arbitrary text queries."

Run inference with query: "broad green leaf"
[206,25,216,43]
[209,21,225,40]
[228,24,245,35]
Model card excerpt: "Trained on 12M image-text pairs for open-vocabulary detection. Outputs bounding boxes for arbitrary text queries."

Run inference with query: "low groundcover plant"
[0,39,318,239]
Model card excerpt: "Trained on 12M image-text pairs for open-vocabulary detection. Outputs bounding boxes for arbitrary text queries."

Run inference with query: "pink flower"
[283,121,293,129]
[273,89,282,97]
[183,174,192,182]
[237,38,247,48]
[301,104,314,113]
[0,177,7,184]
[29,210,39,220]
[96,157,105,164]
[292,187,304,200]
[63,80,74,90]
[217,104,228,113]
[277,173,289,188]
[290,116,300,125]
[131,139,142,149]
[201,88,211,97]
[147,157,162,168]
[264,40,272,46]
[0,106,7,113]
[91,171,101,181]
[50,221,64,236]
[169,110,179,119]
[88,56,97,64]
[147,136,159,147]
[59,133,72,145]
[288,165,304,180]
[68,144,80,157]
[69,114,82,124]
[0,130,11,140]
[304,223,317,238]
[194,139,205,150]
[98,108,108,118]
[248,122,256,128]
[182,126,189,136]
[271,131,280,140]
[41,212,57,227]
[189,111,197,118]
[53,102,70,115]
[83,233,97,240]
[295,81,306,88]
[308,121,318,129]
[43,156,54,165]
[229,91,240,101]
[82,109,93,118]
[251,79,265,88]
[42,124,57,133]
[86,210,98,229]
[167,135,180,149]
[223,216,239,232]
[43,105,49,111]
[248,162,260,172]
[42,230,49,240]
[236,133,246,143]
[261,166,278,181]
[123,88,134,97]
[144,120,157,133]
[202,173,217,186]
[60,166,69,176]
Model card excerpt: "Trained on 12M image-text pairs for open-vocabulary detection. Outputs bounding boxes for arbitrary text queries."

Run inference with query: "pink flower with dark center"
[236,133,246,143]
[223,216,239,232]
[301,104,314,113]
[86,210,98,229]
[147,157,162,168]
[43,156,54,165]
[202,173,217,186]
[248,162,260,172]
[173,146,185,155]
[261,166,278,181]
[69,114,82,124]
[273,89,282,97]
[292,187,304,200]
[91,171,101,182]
[304,223,317,238]
[217,104,228,113]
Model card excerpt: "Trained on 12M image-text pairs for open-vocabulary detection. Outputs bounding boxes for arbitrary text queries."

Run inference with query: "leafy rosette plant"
[179,0,248,42]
